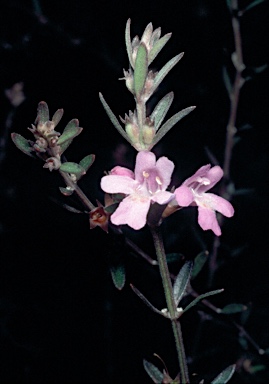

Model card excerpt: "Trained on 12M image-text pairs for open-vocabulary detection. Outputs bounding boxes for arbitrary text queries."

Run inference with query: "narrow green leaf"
[183,289,224,314]
[61,204,82,214]
[244,0,267,13]
[57,119,82,145]
[220,303,247,314]
[59,138,73,155]
[111,193,125,203]
[148,33,172,65]
[173,261,193,306]
[99,93,132,144]
[11,133,35,157]
[151,106,196,147]
[134,43,148,99]
[130,284,163,316]
[191,251,209,279]
[252,63,268,74]
[79,154,95,172]
[152,53,184,94]
[125,18,134,68]
[249,364,266,374]
[110,263,125,290]
[36,101,49,124]
[104,203,118,214]
[52,108,64,127]
[211,364,236,384]
[60,162,86,175]
[222,66,232,96]
[150,92,174,131]
[143,359,164,384]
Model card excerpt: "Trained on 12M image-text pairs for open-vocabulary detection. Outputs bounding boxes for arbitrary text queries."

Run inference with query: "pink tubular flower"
[174,165,234,236]
[101,151,175,230]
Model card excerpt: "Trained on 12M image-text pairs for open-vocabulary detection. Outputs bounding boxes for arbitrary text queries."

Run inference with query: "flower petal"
[101,175,136,194]
[197,206,221,236]
[110,166,134,178]
[134,151,156,183]
[175,185,194,206]
[151,191,174,205]
[156,156,175,189]
[182,164,211,186]
[199,166,223,192]
[198,193,234,217]
[111,195,150,230]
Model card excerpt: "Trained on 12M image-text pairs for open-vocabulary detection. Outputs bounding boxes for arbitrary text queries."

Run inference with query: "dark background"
[1,0,269,383]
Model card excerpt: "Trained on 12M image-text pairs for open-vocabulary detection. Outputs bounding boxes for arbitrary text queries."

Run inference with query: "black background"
[1,0,269,383]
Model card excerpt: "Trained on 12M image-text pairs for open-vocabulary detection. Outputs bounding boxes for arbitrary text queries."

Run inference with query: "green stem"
[59,170,95,211]
[150,226,189,383]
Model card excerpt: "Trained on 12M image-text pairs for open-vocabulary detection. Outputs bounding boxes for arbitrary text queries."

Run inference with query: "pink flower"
[175,165,234,236]
[101,151,175,230]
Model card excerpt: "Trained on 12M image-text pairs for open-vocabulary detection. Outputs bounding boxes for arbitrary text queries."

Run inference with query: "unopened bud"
[125,123,139,144]
[142,125,155,145]
[43,156,61,171]
[121,69,134,94]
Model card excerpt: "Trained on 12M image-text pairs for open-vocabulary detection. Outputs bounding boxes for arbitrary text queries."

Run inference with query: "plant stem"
[150,226,189,383]
[59,170,95,211]
[209,0,245,286]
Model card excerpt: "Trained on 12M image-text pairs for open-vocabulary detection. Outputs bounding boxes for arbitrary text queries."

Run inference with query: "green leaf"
[183,289,224,314]
[11,133,35,157]
[244,0,267,13]
[79,154,95,172]
[104,203,118,214]
[52,108,64,127]
[152,53,184,94]
[220,303,247,314]
[150,92,174,131]
[249,364,266,374]
[148,33,172,65]
[222,66,232,96]
[57,119,82,145]
[125,18,134,68]
[134,43,148,99]
[59,139,73,155]
[111,193,125,203]
[151,106,196,147]
[143,359,164,384]
[211,364,236,384]
[191,251,209,279]
[166,252,183,264]
[110,263,125,290]
[173,261,193,306]
[36,101,49,124]
[99,93,132,144]
[130,284,163,316]
[252,63,268,74]
[59,162,86,175]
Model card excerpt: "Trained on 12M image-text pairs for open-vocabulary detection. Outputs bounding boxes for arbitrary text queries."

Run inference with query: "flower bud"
[121,69,134,94]
[143,124,155,145]
[89,206,110,233]
[43,156,61,171]
[125,123,139,145]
